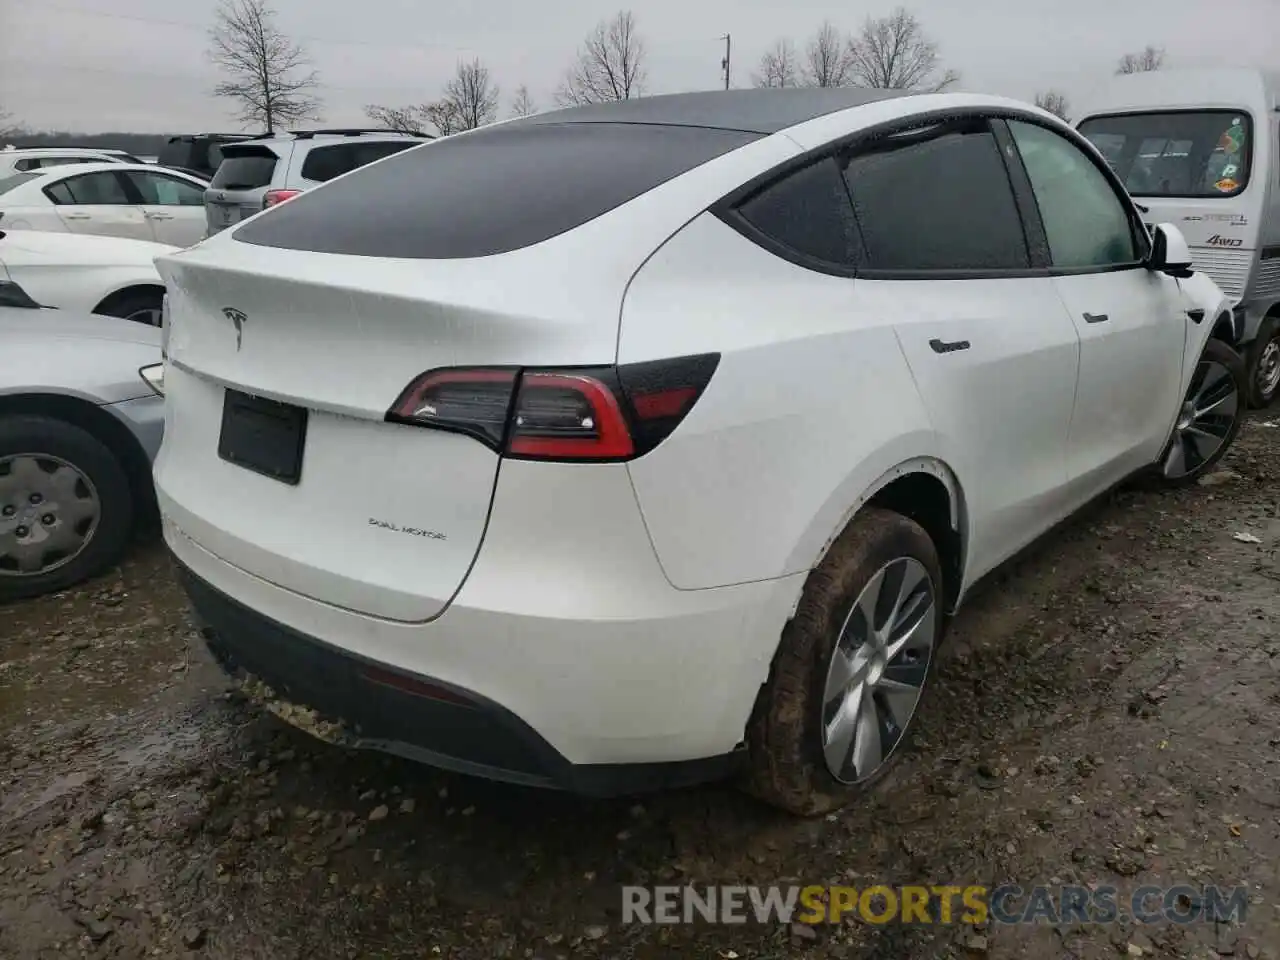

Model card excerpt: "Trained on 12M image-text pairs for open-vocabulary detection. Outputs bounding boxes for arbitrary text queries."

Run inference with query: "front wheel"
[1157,337,1247,486]
[744,508,943,816]
[1245,315,1280,408]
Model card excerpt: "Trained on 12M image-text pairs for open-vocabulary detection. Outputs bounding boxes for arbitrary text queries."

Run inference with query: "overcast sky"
[2,0,1276,133]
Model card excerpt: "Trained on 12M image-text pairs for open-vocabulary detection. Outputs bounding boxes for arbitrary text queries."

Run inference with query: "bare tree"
[753,39,800,89]
[444,59,499,131]
[557,11,646,105]
[510,85,537,118]
[1116,45,1165,74]
[1034,90,1071,121]
[422,101,465,137]
[802,22,854,88]
[208,0,321,133]
[364,104,426,134]
[846,8,959,91]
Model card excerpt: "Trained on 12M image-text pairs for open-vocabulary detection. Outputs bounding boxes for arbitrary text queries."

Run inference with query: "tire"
[744,507,944,816]
[96,288,164,327]
[0,416,134,603]
[1244,315,1280,409]
[1155,337,1247,487]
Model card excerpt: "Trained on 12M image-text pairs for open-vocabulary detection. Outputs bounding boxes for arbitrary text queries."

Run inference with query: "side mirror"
[1148,223,1195,278]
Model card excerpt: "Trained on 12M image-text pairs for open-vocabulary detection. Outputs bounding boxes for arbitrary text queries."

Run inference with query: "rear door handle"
[63,212,91,220]
[1083,312,1109,324]
[145,212,173,220]
[929,338,971,354]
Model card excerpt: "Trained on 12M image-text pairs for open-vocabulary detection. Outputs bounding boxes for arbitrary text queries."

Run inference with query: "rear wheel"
[1245,315,1280,408]
[0,416,134,602]
[96,288,164,327]
[1157,337,1246,486]
[744,508,943,816]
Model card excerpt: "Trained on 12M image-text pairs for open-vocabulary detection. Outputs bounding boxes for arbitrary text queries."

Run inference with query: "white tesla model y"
[153,88,1243,814]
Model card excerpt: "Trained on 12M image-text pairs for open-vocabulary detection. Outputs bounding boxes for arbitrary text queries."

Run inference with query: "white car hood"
[0,227,177,267]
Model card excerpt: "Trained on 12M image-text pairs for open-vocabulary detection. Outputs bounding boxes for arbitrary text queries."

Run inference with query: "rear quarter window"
[298,140,418,183]
[210,147,280,189]
[233,122,760,259]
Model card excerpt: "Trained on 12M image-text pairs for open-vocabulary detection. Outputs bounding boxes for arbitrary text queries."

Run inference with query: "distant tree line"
[1,1,1171,145]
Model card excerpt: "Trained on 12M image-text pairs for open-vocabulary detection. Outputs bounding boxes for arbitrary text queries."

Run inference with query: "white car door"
[1004,119,1187,492]
[120,169,209,247]
[840,117,1082,582]
[43,170,153,242]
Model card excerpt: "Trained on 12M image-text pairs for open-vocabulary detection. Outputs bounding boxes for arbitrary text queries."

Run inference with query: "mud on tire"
[743,507,944,816]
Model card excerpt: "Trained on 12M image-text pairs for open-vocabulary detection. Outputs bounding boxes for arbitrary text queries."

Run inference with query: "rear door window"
[234,122,760,259]
[840,118,1030,273]
[44,171,132,205]
[210,147,279,189]
[298,140,418,183]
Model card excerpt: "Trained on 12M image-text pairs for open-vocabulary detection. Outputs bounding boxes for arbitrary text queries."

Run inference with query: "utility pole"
[720,34,731,90]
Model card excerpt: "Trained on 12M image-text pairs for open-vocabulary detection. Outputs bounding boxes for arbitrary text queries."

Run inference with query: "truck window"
[1077,110,1252,199]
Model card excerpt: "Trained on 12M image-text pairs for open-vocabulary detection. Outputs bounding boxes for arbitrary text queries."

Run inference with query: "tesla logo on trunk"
[221,307,247,350]
[1206,234,1243,248]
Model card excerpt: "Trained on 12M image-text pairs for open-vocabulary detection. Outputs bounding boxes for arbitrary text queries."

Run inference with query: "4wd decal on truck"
[1205,234,1243,248]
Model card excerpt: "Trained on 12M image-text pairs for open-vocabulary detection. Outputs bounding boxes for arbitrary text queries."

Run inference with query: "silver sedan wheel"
[821,556,937,784]
[0,454,101,577]
[1162,356,1239,479]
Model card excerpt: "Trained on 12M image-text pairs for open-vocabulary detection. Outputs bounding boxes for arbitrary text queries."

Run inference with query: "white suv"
[202,128,430,236]
[154,89,1243,814]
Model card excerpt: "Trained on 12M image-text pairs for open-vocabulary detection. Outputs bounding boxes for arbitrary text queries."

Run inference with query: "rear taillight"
[386,354,719,462]
[263,189,301,209]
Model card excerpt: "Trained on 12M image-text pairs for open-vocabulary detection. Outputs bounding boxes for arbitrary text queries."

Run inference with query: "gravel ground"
[2,418,1279,960]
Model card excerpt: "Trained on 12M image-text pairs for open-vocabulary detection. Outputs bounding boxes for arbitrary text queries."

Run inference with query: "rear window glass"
[299,140,418,183]
[233,122,760,259]
[0,173,38,195]
[210,148,279,190]
[1078,110,1252,198]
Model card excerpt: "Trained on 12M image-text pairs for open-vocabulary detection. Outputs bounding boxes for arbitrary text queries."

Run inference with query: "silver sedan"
[0,303,164,601]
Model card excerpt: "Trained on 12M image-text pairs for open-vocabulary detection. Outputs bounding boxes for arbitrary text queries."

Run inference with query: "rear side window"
[44,171,131,205]
[210,147,279,189]
[234,122,760,259]
[734,157,862,267]
[299,140,418,183]
[841,120,1030,273]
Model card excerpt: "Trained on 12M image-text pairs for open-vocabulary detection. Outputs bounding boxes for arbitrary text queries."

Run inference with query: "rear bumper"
[161,457,806,779]
[180,560,740,794]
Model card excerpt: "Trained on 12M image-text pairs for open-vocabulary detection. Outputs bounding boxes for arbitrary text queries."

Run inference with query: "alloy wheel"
[1162,356,1240,479]
[1256,339,1280,400]
[820,556,937,784]
[0,454,101,577]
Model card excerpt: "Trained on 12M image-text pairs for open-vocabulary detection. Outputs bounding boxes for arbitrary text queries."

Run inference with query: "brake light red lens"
[507,372,634,460]
[386,354,719,462]
[263,189,301,209]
